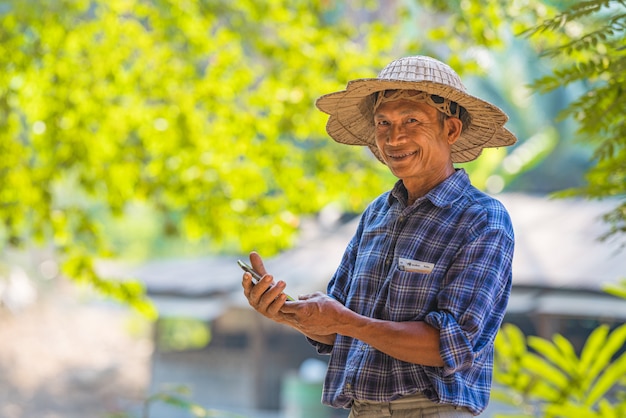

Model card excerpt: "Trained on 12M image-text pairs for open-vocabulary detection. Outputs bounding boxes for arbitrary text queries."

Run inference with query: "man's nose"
[387,124,406,144]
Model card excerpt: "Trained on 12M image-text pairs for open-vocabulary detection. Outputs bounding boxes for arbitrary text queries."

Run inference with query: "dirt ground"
[0,280,153,418]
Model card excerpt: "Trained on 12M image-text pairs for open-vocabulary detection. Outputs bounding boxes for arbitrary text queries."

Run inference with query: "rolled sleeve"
[425,227,513,376]
[425,311,476,376]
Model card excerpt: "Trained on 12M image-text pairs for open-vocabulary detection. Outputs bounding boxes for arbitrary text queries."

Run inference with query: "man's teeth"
[389,151,417,158]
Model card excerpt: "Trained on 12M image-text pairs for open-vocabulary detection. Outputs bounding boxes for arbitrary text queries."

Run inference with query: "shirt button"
[361,345,366,351]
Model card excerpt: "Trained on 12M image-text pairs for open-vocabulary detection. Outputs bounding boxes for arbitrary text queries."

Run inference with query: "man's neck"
[403,166,456,205]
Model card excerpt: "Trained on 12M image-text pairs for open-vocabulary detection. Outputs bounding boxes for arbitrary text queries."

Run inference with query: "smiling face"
[374,98,462,197]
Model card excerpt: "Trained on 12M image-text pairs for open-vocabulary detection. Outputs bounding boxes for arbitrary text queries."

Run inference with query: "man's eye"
[407,118,419,124]
[376,120,389,126]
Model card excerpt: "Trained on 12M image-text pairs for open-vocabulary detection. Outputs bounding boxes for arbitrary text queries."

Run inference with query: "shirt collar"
[389,169,470,208]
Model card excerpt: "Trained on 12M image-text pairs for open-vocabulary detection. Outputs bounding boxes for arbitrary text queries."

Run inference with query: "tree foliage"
[406,0,551,67]
[523,0,626,244]
[0,0,404,313]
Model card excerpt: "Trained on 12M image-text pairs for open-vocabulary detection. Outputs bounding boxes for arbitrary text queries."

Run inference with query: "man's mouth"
[386,150,418,160]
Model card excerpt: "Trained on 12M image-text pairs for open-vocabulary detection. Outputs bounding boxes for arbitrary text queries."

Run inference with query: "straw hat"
[316,55,517,163]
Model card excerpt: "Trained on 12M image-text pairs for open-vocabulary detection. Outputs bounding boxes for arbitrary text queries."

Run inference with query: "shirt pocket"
[386,267,440,321]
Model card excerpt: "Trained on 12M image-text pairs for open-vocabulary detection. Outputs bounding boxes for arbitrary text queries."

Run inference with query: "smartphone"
[237,259,294,301]
[237,259,263,283]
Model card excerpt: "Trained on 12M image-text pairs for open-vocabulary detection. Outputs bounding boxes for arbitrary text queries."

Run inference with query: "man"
[242,55,516,417]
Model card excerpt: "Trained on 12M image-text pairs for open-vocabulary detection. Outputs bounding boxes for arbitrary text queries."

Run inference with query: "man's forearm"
[279,293,442,365]
[336,310,444,367]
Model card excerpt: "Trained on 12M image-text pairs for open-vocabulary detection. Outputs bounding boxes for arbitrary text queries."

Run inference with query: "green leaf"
[528,336,577,377]
[521,352,570,394]
[587,324,626,382]
[579,324,610,380]
[586,342,626,405]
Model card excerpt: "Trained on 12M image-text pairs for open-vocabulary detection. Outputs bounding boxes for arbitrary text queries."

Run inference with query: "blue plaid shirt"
[309,169,514,415]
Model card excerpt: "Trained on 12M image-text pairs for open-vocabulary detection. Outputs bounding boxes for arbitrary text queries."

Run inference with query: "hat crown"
[377,56,467,93]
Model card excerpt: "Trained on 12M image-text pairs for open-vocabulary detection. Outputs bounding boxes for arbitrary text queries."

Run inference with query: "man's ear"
[445,117,463,145]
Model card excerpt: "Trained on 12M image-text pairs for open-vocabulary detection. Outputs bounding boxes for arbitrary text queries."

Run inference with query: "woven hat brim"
[316,78,517,163]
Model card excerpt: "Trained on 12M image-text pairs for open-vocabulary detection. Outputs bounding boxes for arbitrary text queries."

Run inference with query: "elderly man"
[242,56,516,417]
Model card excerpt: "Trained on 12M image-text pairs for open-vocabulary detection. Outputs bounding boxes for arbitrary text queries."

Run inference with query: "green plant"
[494,323,626,417]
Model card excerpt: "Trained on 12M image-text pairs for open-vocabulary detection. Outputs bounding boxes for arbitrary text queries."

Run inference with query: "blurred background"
[1,0,624,417]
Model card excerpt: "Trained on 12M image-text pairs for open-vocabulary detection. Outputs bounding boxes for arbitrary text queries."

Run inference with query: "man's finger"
[242,272,254,298]
[249,251,268,276]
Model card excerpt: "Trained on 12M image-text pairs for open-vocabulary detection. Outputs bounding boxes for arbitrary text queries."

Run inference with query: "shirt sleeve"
[424,227,514,376]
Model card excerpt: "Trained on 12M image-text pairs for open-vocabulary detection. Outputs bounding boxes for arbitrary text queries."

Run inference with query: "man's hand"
[241,252,338,346]
[280,292,347,336]
[241,251,290,322]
